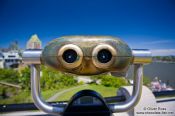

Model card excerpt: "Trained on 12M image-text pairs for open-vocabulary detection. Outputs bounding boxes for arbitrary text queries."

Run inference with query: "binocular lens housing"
[97,49,112,63]
[40,36,134,75]
[62,49,78,63]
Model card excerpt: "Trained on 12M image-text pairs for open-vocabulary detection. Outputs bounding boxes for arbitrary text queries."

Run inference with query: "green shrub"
[143,76,151,86]
[78,81,84,85]
[91,74,128,88]
[40,66,78,90]
[19,66,30,89]
[0,68,20,84]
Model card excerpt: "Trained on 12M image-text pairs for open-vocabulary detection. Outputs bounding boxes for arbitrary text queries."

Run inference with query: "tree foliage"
[143,76,151,86]
[0,66,78,90]
[0,68,20,84]
[91,74,128,88]
[19,67,31,89]
[153,56,175,62]
[40,66,77,90]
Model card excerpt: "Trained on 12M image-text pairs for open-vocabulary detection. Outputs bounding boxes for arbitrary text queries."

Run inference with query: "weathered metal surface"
[41,36,133,75]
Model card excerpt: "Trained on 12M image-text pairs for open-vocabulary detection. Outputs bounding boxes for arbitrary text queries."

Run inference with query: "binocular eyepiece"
[62,47,112,64]
[62,49,78,63]
[96,49,112,63]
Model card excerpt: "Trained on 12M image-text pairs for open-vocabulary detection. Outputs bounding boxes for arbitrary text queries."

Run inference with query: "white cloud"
[151,49,175,56]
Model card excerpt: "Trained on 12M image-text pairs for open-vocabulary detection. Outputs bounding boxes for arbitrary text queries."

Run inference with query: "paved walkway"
[46,84,87,102]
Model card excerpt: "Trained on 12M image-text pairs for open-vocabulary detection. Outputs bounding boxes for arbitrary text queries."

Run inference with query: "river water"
[127,62,175,88]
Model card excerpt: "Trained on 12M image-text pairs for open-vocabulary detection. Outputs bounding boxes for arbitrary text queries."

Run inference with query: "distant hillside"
[153,56,175,62]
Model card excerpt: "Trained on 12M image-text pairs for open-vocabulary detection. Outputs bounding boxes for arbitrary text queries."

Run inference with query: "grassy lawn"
[0,85,83,104]
[41,86,77,100]
[55,84,117,101]
[0,84,117,104]
[0,89,63,104]
[0,89,32,104]
[42,89,61,100]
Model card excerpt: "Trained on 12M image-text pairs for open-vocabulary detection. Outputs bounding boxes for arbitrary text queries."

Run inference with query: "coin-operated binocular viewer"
[22,36,152,116]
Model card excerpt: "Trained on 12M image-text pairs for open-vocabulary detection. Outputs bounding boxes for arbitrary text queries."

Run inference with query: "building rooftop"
[27,34,41,43]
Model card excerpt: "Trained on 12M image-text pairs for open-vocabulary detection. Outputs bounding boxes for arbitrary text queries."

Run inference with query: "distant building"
[26,34,42,49]
[2,51,22,68]
[0,52,4,68]
[0,48,11,52]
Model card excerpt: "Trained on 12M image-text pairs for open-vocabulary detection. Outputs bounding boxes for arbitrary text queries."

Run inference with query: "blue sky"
[0,0,175,55]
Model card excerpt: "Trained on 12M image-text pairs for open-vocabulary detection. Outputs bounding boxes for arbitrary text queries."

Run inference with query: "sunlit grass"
[0,84,117,104]
[55,84,117,101]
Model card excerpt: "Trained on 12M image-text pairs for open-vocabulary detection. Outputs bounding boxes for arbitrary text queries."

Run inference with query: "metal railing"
[1,90,175,113]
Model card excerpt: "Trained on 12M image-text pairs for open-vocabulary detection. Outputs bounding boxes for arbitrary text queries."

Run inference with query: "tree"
[91,74,128,88]
[0,68,20,83]
[19,66,31,89]
[40,66,77,90]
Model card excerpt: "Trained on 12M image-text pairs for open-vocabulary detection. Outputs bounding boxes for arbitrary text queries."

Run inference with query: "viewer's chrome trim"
[132,49,152,64]
[22,50,42,64]
[109,64,143,112]
[31,64,65,115]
